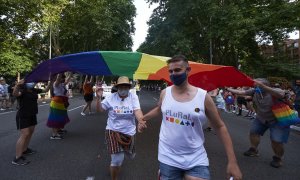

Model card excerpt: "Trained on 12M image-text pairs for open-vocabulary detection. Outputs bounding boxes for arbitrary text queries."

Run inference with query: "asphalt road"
[0,90,299,180]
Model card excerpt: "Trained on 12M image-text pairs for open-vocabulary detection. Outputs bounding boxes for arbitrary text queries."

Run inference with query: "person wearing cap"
[227,78,287,168]
[98,76,144,180]
[12,79,53,165]
[140,55,242,180]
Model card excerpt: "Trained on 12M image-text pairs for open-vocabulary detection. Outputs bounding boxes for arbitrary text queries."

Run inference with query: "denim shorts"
[159,162,210,180]
[250,118,290,143]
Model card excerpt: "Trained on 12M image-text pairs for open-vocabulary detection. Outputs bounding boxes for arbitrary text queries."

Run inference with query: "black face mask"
[170,71,187,86]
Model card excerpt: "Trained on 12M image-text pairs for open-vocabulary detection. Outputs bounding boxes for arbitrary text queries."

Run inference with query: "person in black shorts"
[236,96,247,116]
[81,76,94,116]
[12,79,52,165]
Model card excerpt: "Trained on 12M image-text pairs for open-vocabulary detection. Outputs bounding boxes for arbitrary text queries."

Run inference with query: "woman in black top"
[12,79,52,165]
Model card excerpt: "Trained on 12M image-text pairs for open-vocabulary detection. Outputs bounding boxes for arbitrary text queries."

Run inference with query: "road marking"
[0,104,83,115]
[153,97,158,101]
[0,110,15,115]
[68,105,84,112]
[86,177,95,180]
[39,104,49,107]
[0,103,50,115]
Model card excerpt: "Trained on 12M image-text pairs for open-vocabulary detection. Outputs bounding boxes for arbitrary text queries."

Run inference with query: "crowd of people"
[0,77,17,110]
[3,54,300,180]
[208,83,298,121]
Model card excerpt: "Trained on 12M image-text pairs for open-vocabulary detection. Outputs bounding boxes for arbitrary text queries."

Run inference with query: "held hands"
[137,118,147,133]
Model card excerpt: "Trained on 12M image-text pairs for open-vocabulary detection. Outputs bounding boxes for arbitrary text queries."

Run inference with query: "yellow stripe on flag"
[133,54,168,80]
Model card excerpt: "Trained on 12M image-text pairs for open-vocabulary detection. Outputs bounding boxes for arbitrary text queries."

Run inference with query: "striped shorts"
[105,129,135,154]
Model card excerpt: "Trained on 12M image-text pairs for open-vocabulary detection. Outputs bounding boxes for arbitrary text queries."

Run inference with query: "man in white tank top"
[140,55,242,180]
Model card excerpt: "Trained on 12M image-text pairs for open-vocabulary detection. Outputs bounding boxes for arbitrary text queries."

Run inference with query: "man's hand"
[227,162,242,180]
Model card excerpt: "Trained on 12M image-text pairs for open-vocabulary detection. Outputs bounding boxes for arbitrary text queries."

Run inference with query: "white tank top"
[159,86,209,169]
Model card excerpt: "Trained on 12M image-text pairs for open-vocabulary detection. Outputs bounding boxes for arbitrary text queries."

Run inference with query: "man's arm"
[138,89,166,133]
[143,89,165,121]
[204,94,242,180]
[254,80,284,99]
[226,87,247,96]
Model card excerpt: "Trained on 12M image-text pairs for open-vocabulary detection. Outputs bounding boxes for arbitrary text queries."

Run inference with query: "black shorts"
[84,94,93,102]
[16,113,37,130]
[237,97,247,106]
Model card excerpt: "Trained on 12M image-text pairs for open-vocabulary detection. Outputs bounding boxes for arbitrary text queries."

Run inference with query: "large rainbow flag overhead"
[26,51,253,91]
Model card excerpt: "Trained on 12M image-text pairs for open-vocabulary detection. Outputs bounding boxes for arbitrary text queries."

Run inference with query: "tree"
[140,0,300,78]
[0,0,41,76]
[0,0,137,78]
[0,35,34,76]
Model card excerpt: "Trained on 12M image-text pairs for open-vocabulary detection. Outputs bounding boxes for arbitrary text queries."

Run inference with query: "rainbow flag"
[272,103,300,127]
[26,51,254,91]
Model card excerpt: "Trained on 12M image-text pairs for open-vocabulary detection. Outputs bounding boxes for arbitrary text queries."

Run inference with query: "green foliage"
[57,0,136,53]
[0,36,34,76]
[268,77,290,88]
[140,0,300,79]
[0,0,136,79]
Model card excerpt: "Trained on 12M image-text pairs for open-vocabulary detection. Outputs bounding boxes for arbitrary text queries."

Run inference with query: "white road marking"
[0,104,84,115]
[0,103,50,115]
[153,97,158,101]
[68,105,84,112]
[38,104,49,107]
[0,110,14,115]
[86,176,95,180]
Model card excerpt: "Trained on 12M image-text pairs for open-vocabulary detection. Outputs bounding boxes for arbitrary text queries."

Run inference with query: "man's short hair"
[167,55,189,65]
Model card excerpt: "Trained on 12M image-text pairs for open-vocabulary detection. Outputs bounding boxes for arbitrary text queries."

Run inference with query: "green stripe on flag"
[100,51,142,78]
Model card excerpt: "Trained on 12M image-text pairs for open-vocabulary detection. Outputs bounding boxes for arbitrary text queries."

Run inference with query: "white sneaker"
[81,112,86,116]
